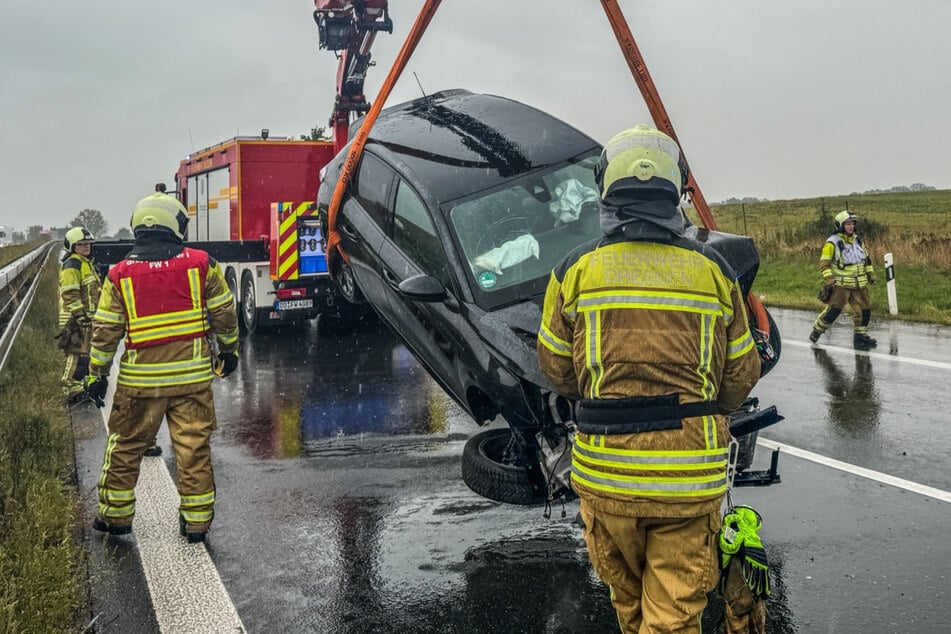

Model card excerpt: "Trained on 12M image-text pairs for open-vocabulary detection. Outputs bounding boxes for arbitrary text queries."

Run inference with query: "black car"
[317,89,782,505]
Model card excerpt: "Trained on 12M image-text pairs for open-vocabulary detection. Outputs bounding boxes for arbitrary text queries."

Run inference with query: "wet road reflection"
[209,318,805,633]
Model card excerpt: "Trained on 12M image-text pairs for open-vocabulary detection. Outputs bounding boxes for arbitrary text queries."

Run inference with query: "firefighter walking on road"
[810,210,877,349]
[57,227,100,405]
[537,126,761,633]
[88,193,239,543]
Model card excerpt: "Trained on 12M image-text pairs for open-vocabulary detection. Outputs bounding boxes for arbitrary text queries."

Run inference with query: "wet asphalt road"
[77,307,950,633]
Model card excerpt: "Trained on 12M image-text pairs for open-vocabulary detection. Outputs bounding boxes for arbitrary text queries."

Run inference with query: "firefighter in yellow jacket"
[809,210,877,349]
[88,193,239,543]
[58,226,101,404]
[537,126,761,633]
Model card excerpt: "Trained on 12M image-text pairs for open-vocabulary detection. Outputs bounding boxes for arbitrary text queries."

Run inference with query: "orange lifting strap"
[599,0,770,336]
[324,0,443,269]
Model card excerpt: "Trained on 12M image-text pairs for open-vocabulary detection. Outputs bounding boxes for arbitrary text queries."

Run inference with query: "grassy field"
[687,189,951,325]
[0,255,84,632]
[0,240,49,268]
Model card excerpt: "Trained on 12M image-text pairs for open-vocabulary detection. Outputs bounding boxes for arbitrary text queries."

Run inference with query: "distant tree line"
[852,183,935,195]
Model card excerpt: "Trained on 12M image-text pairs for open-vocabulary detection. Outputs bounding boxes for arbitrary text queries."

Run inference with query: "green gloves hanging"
[720,505,771,599]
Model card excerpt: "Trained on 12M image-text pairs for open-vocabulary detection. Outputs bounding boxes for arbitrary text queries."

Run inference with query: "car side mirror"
[398,274,447,302]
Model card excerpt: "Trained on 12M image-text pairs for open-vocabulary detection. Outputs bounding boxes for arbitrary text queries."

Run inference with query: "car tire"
[240,271,259,334]
[759,308,782,377]
[336,260,366,305]
[461,429,546,505]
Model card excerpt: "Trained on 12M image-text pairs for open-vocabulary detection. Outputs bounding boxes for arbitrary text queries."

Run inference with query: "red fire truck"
[173,134,337,333]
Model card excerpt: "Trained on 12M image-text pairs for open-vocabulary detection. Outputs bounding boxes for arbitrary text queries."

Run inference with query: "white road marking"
[758,437,951,504]
[98,370,245,633]
[785,339,951,371]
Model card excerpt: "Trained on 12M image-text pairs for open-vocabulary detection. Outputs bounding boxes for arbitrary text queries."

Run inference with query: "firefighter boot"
[93,517,132,536]
[179,514,207,544]
[854,333,877,349]
[144,445,163,457]
[809,329,822,344]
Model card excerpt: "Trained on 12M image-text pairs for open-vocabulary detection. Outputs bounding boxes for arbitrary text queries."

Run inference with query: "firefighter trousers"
[62,353,89,398]
[579,499,720,634]
[814,285,872,334]
[97,387,218,532]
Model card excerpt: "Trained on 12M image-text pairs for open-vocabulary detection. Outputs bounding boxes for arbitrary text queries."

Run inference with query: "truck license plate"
[276,299,314,311]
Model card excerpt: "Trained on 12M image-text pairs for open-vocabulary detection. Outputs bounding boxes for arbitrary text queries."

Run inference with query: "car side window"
[393,180,449,286]
[353,153,394,229]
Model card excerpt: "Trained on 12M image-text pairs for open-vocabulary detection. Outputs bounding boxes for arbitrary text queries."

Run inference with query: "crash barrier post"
[884,252,898,315]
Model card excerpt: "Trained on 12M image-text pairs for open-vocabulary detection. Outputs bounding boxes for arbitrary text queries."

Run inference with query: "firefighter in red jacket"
[538,126,761,633]
[88,193,239,543]
[57,226,100,404]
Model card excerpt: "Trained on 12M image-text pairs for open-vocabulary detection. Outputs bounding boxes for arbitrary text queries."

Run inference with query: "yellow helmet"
[834,210,858,232]
[64,226,94,252]
[595,125,688,204]
[131,193,189,239]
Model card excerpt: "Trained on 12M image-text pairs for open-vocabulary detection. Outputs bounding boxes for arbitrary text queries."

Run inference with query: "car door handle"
[382,268,401,289]
[340,223,359,239]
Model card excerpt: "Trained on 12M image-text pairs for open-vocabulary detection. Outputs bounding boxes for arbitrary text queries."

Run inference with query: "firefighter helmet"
[595,125,689,205]
[64,226,94,252]
[131,193,189,239]
[834,210,858,232]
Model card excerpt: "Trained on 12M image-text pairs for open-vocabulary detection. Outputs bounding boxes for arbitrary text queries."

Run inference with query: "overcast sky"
[3,0,949,236]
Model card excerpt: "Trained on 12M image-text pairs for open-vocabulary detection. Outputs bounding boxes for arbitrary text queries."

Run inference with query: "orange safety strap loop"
[599,0,770,336]
[325,0,444,273]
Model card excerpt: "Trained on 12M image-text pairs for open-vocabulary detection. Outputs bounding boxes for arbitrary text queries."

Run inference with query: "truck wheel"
[461,429,546,505]
[336,260,366,305]
[240,271,259,334]
[225,269,244,333]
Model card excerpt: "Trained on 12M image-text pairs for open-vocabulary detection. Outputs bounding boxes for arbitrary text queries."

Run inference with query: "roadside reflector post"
[884,252,898,315]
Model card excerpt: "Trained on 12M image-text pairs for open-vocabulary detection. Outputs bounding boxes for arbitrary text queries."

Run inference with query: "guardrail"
[0,243,56,373]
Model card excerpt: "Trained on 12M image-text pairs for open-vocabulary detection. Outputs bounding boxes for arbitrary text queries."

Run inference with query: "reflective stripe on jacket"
[58,253,100,327]
[821,233,874,288]
[537,233,760,518]
[90,248,238,396]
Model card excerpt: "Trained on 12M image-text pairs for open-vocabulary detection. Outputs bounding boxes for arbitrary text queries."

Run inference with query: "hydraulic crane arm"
[314,0,393,154]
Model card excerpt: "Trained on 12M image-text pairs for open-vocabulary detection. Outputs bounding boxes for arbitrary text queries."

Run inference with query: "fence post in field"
[884,252,898,315]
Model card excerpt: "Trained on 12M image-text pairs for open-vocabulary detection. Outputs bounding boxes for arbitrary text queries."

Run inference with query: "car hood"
[471,297,553,391]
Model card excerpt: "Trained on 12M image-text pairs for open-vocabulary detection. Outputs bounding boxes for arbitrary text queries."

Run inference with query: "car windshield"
[448,150,602,304]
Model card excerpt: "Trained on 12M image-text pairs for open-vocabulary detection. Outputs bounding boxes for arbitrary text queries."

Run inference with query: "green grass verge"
[0,241,49,268]
[0,253,85,631]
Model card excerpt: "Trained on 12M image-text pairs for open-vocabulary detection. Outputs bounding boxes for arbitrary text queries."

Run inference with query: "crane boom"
[314,0,393,154]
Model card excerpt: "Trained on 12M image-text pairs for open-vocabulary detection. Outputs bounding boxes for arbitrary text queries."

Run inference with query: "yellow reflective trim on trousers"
[572,461,728,497]
[98,433,119,489]
[188,268,202,310]
[118,368,214,387]
[181,491,216,507]
[120,277,138,320]
[573,437,728,467]
[584,310,603,398]
[181,509,213,523]
[538,323,572,356]
[102,488,135,502]
[99,502,136,519]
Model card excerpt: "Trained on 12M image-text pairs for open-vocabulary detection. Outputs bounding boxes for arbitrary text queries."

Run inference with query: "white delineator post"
[884,252,898,315]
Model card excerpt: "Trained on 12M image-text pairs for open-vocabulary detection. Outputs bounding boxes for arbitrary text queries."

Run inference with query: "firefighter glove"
[720,505,771,599]
[867,272,876,285]
[75,313,92,328]
[217,352,238,378]
[817,285,833,304]
[85,375,108,408]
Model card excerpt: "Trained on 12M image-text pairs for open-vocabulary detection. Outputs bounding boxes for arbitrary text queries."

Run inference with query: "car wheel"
[240,271,259,334]
[336,259,365,305]
[758,308,782,377]
[461,429,546,505]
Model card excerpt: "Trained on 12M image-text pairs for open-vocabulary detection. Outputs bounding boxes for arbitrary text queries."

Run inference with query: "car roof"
[354,89,600,205]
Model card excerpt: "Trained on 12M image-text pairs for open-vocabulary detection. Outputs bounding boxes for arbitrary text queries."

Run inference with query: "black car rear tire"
[461,429,546,505]
[336,260,366,305]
